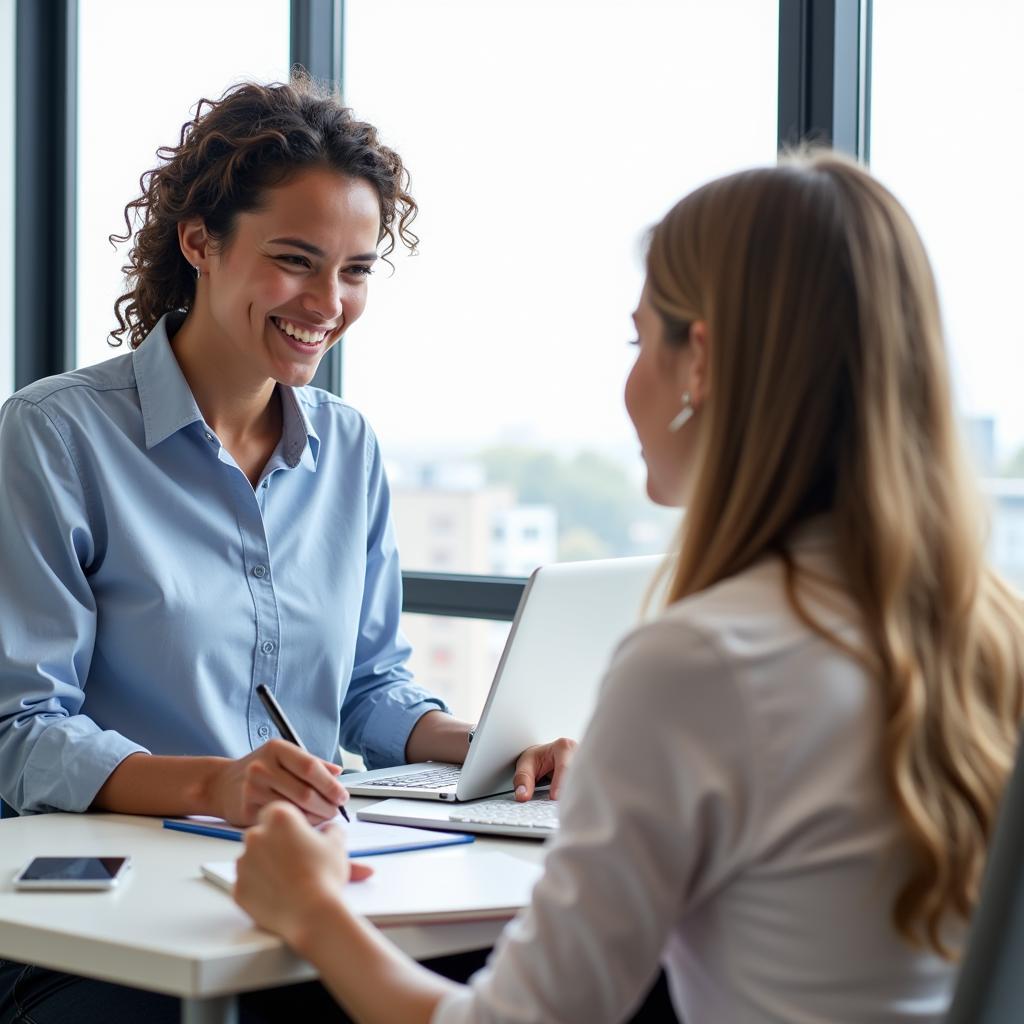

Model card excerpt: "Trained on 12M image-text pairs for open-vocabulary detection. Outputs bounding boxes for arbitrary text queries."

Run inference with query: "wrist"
[192,756,231,816]
[404,710,474,764]
[289,889,353,961]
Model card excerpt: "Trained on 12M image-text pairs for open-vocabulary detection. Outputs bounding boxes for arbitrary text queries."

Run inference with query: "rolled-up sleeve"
[0,398,147,814]
[337,428,448,769]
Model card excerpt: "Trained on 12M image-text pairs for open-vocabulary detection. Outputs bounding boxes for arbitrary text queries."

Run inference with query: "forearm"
[90,751,226,816]
[294,896,461,1024]
[404,710,473,765]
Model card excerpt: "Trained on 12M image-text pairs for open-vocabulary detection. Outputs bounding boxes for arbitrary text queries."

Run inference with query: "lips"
[270,315,331,344]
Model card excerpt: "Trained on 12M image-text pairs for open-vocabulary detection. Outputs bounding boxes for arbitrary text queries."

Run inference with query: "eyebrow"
[268,237,378,262]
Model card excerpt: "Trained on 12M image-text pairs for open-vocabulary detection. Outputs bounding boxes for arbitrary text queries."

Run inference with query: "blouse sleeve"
[0,398,147,814]
[432,617,761,1024]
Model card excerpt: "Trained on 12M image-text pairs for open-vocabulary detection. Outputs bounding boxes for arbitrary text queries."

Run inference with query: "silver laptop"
[358,792,560,841]
[341,554,663,802]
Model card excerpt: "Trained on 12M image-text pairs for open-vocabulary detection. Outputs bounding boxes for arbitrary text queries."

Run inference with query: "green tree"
[1001,445,1024,478]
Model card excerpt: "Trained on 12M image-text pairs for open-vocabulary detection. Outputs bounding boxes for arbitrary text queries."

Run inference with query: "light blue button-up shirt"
[0,312,447,814]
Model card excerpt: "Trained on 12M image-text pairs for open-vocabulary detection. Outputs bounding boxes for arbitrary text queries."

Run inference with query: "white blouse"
[433,531,956,1024]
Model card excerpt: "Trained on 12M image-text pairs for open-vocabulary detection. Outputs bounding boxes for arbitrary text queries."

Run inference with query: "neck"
[171,306,280,446]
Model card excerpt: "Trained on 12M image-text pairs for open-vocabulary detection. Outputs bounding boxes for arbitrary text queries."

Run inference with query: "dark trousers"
[0,952,679,1023]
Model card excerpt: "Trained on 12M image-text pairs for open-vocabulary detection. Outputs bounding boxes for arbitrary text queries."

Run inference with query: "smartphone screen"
[19,857,129,882]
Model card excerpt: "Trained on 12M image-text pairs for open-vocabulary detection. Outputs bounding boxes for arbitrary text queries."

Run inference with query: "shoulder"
[10,354,137,410]
[605,550,864,717]
[607,557,794,687]
[4,355,138,439]
[293,385,379,455]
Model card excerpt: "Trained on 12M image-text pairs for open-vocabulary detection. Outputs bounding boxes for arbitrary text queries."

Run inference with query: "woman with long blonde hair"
[230,150,1024,1023]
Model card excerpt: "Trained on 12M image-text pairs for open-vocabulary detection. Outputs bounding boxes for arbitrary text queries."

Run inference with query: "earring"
[668,392,694,432]
[193,265,201,279]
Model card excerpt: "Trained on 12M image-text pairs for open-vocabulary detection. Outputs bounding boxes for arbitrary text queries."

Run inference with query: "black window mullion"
[777,0,872,159]
[15,0,77,388]
[290,0,344,397]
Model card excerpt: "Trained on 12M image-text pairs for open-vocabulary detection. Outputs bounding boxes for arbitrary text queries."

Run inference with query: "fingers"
[242,759,334,821]
[249,800,310,846]
[513,738,578,802]
[513,747,544,802]
[545,737,577,800]
[255,807,373,885]
[261,740,347,818]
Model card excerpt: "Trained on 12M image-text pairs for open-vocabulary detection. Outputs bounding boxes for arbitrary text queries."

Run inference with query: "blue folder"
[162,817,474,857]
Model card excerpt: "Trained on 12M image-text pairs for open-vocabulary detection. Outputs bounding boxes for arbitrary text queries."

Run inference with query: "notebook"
[163,815,474,857]
[340,554,663,801]
[202,848,543,926]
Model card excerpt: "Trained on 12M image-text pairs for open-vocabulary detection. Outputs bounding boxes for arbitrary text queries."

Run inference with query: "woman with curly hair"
[0,76,573,1022]
[230,151,1024,1023]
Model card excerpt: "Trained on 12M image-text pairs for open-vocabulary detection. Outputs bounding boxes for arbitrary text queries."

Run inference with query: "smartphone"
[13,856,132,891]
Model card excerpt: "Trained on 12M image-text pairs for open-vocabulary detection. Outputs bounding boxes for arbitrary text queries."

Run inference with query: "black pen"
[255,683,350,823]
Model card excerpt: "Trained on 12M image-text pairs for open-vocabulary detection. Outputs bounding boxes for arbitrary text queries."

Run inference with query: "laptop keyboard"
[364,766,462,789]
[448,798,560,832]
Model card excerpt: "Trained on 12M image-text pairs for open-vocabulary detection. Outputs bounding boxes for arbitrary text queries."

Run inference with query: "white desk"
[0,801,547,1023]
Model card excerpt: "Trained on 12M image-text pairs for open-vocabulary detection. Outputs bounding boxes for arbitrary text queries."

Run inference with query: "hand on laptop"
[513,737,578,801]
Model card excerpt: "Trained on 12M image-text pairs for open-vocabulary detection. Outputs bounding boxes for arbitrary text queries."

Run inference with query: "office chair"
[945,733,1024,1022]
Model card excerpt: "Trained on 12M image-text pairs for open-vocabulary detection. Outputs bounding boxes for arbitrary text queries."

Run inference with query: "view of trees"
[479,446,677,561]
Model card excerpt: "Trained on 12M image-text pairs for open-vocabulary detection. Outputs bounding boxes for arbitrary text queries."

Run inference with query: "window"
[870,0,1024,587]
[402,613,512,722]
[75,0,290,369]
[0,0,14,401]
[343,0,779,575]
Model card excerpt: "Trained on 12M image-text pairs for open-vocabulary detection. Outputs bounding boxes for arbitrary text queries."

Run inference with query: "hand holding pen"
[256,683,350,823]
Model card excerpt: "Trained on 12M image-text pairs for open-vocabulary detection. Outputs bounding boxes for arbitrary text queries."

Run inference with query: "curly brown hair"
[110,74,418,348]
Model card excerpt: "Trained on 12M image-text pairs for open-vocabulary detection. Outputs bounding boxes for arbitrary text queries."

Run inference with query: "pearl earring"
[668,392,694,432]
[193,265,201,279]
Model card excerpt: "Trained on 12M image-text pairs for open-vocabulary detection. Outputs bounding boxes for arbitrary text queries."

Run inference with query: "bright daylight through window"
[75,0,290,371]
[341,0,778,718]
[871,0,1024,590]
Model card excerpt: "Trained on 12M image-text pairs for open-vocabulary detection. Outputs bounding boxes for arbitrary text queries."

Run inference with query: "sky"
[51,0,1024,468]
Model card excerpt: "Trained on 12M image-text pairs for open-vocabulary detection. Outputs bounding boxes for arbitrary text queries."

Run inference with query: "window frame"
[12,0,872,621]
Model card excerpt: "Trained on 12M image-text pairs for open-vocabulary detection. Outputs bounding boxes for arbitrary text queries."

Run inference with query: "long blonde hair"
[646,150,1024,958]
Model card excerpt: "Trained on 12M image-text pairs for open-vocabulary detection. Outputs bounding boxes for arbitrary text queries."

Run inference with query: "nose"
[304,270,344,325]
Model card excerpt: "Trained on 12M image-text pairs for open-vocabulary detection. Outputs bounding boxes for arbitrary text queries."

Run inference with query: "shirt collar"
[133,312,205,449]
[133,312,321,471]
[280,386,320,471]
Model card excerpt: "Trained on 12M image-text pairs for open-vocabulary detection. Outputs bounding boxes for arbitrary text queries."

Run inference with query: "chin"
[270,355,323,389]
[646,474,686,509]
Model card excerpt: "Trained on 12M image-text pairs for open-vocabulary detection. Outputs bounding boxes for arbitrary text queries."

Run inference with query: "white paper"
[203,848,542,924]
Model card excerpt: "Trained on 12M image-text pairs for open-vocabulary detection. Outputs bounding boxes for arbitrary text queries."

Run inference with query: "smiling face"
[182,166,382,389]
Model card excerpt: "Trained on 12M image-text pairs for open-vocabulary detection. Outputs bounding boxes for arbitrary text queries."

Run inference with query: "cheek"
[624,360,642,428]
[342,287,369,325]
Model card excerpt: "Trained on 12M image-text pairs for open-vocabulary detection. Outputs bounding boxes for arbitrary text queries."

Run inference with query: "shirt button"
[252,564,267,579]
[261,640,276,654]
[204,431,216,444]
[257,725,270,739]
[262,479,270,489]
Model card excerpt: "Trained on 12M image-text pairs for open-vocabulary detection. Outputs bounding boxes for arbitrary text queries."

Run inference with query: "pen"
[255,683,350,823]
